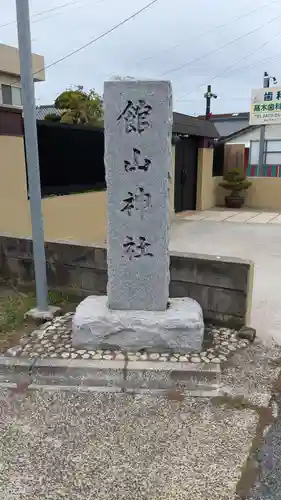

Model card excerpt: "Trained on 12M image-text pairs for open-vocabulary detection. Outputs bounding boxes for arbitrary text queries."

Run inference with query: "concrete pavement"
[170,219,281,346]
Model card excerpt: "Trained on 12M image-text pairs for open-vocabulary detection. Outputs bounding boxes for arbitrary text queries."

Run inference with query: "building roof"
[36,105,61,120]
[198,112,249,120]
[173,112,219,138]
[197,112,250,138]
[218,125,258,143]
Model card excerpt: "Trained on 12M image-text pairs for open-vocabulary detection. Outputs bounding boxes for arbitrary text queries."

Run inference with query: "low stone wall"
[0,236,254,328]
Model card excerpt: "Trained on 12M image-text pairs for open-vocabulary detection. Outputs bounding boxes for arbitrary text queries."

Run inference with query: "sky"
[1,0,281,115]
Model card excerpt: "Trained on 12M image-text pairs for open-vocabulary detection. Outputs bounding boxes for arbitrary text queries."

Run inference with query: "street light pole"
[257,72,277,176]
[15,0,49,312]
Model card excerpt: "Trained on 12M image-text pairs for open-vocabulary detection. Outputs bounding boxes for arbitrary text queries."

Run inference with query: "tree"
[53,85,103,126]
[44,113,61,123]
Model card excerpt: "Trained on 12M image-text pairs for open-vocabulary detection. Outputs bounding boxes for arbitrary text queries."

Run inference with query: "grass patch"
[0,287,78,352]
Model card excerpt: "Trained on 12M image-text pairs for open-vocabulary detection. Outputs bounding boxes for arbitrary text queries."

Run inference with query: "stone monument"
[72,80,204,352]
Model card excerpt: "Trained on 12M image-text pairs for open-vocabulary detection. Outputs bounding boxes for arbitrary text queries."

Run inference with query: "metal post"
[15,0,48,312]
[258,72,270,177]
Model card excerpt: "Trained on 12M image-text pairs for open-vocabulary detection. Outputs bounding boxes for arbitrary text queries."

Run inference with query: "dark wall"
[213,143,224,176]
[0,106,23,136]
[35,121,106,197]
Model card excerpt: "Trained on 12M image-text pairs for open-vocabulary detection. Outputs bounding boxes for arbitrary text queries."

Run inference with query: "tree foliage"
[51,85,103,126]
[44,113,61,122]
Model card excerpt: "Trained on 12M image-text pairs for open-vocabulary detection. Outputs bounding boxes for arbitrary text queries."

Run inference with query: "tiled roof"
[173,112,219,138]
[36,105,62,120]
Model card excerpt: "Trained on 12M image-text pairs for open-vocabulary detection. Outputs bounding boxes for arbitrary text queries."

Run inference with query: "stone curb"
[0,356,221,394]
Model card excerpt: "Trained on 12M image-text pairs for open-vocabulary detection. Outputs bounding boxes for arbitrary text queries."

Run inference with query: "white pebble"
[103,354,113,360]
[61,352,70,359]
[77,350,86,355]
[139,354,148,361]
[179,355,188,362]
[191,357,201,363]
[88,351,96,356]
[170,357,179,362]
[159,356,168,362]
[211,358,221,363]
[221,341,229,346]
[115,353,125,361]
[218,355,227,361]
[149,353,160,360]
[82,353,90,359]
[64,344,71,349]
[92,353,102,360]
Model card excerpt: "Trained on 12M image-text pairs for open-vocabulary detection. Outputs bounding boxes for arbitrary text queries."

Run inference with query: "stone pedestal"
[72,296,204,353]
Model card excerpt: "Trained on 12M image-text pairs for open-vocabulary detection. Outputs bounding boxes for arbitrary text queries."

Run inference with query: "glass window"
[1,84,12,105]
[266,140,281,152]
[11,86,22,106]
[250,141,259,164]
[265,152,281,164]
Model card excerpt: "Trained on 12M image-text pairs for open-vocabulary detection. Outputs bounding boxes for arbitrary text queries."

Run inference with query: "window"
[250,140,281,165]
[250,141,259,164]
[11,86,22,106]
[265,140,281,164]
[0,84,22,106]
[2,85,12,105]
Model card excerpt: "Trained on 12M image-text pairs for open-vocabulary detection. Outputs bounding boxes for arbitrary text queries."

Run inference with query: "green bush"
[219,168,252,195]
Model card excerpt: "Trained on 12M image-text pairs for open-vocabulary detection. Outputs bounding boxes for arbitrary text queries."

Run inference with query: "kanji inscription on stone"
[104,80,173,310]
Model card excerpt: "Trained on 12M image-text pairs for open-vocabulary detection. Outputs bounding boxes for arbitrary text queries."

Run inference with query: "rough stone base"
[72,296,204,353]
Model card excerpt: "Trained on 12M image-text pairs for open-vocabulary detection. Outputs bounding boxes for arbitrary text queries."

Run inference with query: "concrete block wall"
[0,236,254,328]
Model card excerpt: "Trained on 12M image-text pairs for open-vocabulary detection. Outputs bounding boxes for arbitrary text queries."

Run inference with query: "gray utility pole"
[15,0,49,312]
[258,72,277,176]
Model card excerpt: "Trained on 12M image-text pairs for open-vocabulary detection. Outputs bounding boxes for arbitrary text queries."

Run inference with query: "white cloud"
[1,0,281,115]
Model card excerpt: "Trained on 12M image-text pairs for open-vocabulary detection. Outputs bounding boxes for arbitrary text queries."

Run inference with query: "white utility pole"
[15,0,49,312]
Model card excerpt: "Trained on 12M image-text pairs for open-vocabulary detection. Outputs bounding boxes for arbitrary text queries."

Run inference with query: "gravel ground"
[0,388,258,500]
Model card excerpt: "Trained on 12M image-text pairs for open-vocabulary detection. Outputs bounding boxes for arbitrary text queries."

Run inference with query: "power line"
[0,0,83,28]
[160,9,281,77]
[133,0,279,67]
[176,22,281,102]
[12,0,160,84]
[29,0,106,27]
[222,49,281,80]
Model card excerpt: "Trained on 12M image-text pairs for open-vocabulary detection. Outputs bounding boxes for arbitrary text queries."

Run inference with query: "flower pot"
[225,194,244,209]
